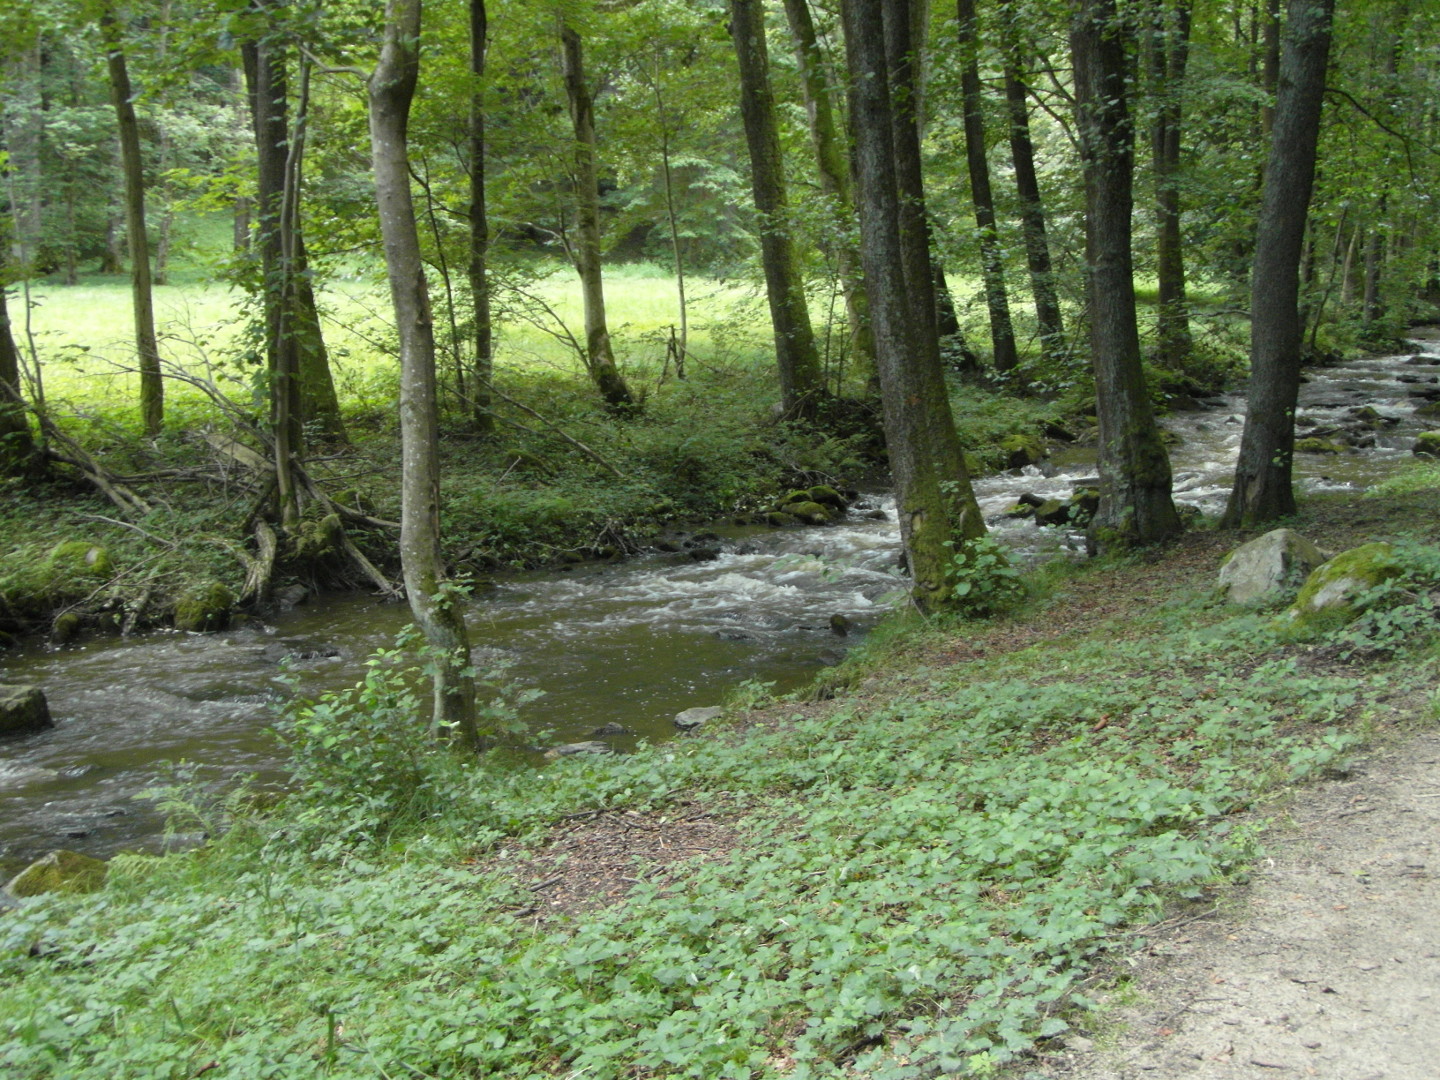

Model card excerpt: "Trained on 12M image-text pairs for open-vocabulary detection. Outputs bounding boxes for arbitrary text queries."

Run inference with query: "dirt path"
[1039,728,1440,1080]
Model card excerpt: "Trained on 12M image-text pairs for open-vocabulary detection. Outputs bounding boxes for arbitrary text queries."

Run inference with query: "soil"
[1035,727,1440,1080]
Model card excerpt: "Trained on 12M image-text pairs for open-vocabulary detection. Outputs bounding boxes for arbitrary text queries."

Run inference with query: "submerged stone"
[543,740,615,760]
[6,849,107,898]
[1218,528,1327,605]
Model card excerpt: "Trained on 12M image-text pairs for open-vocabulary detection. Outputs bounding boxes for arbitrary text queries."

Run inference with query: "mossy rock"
[1287,542,1402,626]
[780,489,814,508]
[1005,502,1036,520]
[807,485,847,510]
[174,581,236,633]
[291,513,346,561]
[1412,431,1440,456]
[765,511,799,527]
[0,541,114,619]
[786,501,835,526]
[1412,401,1440,420]
[6,849,107,897]
[1294,437,1347,454]
[0,684,53,736]
[50,612,82,645]
[1034,499,1070,527]
[999,434,1045,470]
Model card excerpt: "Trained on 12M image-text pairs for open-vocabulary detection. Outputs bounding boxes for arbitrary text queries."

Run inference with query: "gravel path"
[1039,728,1440,1080]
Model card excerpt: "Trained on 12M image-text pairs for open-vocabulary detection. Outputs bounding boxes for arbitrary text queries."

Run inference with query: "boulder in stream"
[1412,431,1440,456]
[0,684,53,736]
[173,581,236,633]
[1217,529,1327,605]
[6,849,107,898]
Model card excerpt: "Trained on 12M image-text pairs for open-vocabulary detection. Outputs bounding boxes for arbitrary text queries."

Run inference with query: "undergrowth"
[4,541,1438,1079]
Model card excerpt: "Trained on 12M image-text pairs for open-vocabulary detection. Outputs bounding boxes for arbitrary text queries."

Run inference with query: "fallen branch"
[464,382,626,480]
[75,514,178,550]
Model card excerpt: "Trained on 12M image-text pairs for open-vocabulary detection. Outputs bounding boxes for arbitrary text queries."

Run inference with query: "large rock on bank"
[1218,529,1327,605]
[0,684,53,736]
[1287,542,1403,626]
[6,849,107,898]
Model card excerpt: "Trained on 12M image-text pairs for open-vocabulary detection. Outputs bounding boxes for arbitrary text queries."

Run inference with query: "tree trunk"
[1071,0,1180,549]
[0,273,38,477]
[467,0,494,435]
[559,23,635,413]
[1148,0,1192,372]
[1363,197,1387,332]
[781,0,874,378]
[998,0,1065,366]
[956,0,1018,374]
[840,0,986,611]
[102,14,163,438]
[370,0,480,750]
[1222,0,1335,528]
[730,0,825,417]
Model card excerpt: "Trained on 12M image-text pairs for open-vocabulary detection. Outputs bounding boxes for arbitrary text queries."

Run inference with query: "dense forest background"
[2,0,1438,668]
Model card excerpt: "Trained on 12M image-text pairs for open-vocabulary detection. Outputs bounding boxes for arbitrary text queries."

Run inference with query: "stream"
[4,332,1439,865]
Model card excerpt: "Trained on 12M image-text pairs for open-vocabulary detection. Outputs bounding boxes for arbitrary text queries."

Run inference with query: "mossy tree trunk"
[101,13,163,438]
[1222,0,1335,527]
[370,0,480,751]
[781,0,874,380]
[0,271,38,477]
[1071,0,1181,549]
[559,22,635,413]
[956,0,1018,374]
[1148,0,1193,373]
[840,0,986,611]
[730,0,825,418]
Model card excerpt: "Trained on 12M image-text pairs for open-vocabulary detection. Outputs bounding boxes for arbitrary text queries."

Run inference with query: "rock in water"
[1218,529,1327,605]
[674,706,723,732]
[0,684,53,737]
[6,849,107,897]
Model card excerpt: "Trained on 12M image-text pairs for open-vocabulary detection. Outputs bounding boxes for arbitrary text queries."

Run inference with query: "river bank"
[4,477,1439,1078]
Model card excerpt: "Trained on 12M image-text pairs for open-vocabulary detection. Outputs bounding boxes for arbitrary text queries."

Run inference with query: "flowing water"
[4,334,1439,865]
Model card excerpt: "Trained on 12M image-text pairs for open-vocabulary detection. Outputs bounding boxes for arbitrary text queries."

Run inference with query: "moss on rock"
[1288,542,1402,626]
[1000,434,1045,469]
[174,581,236,633]
[1412,431,1440,456]
[785,501,835,526]
[6,849,107,897]
[1295,437,1347,455]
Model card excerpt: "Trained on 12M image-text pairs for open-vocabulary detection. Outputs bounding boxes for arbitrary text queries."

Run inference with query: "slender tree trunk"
[467,0,493,434]
[1223,0,1335,528]
[1072,0,1180,549]
[998,0,1065,365]
[559,23,635,412]
[102,14,164,437]
[781,0,874,378]
[840,0,986,611]
[370,0,479,750]
[1149,0,1192,372]
[650,71,688,367]
[730,0,825,417]
[1340,224,1359,308]
[1363,196,1387,332]
[956,0,1018,373]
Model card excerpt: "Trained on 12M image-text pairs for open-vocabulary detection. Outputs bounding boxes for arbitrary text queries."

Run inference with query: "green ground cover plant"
[4,525,1435,1079]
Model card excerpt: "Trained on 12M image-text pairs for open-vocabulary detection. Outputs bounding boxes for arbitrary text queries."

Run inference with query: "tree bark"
[1222,0,1335,528]
[1148,0,1192,372]
[1071,0,1180,549]
[998,0,1065,365]
[467,0,494,435]
[730,0,825,417]
[840,0,986,611]
[370,0,480,750]
[559,22,635,413]
[101,13,163,438]
[781,0,874,378]
[955,0,1018,373]
[0,274,37,477]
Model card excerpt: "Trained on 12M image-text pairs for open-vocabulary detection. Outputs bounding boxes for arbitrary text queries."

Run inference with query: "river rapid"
[4,333,1439,865]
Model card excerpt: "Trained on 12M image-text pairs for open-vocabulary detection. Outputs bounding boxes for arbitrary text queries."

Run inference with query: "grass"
[3,489,1438,1078]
